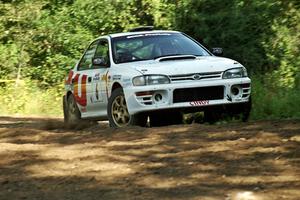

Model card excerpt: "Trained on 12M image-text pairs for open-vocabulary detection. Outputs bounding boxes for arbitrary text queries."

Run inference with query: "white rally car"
[63,27,251,128]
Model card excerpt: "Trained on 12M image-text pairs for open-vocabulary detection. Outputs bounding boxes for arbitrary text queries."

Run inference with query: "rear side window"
[78,41,98,70]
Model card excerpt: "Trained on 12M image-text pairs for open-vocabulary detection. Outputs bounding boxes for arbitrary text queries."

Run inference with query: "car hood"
[118,56,242,75]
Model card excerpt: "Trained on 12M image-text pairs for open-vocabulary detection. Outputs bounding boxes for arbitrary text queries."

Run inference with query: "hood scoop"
[156,55,197,62]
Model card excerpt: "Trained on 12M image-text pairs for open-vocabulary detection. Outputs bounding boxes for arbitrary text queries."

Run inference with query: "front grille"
[173,86,224,103]
[169,72,222,82]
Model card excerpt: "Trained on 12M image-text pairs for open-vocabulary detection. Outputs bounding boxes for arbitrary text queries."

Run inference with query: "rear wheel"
[64,94,81,128]
[107,88,148,128]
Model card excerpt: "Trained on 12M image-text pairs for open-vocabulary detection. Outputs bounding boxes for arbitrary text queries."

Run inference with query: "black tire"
[242,97,252,122]
[64,94,81,129]
[223,97,252,122]
[149,111,183,127]
[63,95,68,124]
[107,88,148,128]
[131,113,148,127]
[204,109,221,124]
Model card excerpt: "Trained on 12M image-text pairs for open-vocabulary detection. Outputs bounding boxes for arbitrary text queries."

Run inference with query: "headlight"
[222,67,248,79]
[132,75,170,86]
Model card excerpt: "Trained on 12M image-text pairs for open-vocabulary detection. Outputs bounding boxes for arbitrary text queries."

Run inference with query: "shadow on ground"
[0,117,299,200]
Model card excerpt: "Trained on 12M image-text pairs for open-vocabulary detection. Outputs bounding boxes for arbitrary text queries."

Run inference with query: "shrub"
[0,80,63,117]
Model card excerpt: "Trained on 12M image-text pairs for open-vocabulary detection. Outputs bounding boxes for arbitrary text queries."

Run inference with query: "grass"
[251,77,300,120]
[0,80,64,117]
[0,78,299,120]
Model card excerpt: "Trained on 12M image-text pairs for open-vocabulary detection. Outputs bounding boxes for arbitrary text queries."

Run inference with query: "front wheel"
[224,97,252,122]
[107,88,148,128]
[241,97,252,122]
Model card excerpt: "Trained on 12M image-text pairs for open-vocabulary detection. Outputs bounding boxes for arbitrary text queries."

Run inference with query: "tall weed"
[251,76,300,120]
[0,80,63,117]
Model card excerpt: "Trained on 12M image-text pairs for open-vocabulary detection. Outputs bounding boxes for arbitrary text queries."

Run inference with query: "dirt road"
[0,117,299,200]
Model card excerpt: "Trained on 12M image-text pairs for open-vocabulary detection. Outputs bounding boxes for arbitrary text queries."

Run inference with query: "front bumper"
[124,78,251,115]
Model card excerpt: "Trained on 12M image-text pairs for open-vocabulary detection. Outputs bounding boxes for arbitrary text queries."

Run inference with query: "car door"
[86,39,110,117]
[73,40,98,116]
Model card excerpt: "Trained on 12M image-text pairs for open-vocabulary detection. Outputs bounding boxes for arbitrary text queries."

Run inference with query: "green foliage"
[263,3,300,88]
[175,0,291,73]
[251,76,300,119]
[0,43,19,79]
[0,0,43,80]
[0,0,299,118]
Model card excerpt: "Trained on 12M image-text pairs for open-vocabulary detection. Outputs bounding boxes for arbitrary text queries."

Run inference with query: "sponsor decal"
[105,71,110,99]
[73,74,87,106]
[189,100,209,106]
[123,78,131,82]
[93,73,100,81]
[112,75,122,80]
[123,78,131,87]
[127,33,171,39]
[101,74,107,81]
[65,70,74,85]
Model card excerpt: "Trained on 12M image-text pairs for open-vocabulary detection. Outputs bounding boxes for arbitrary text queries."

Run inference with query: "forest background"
[0,0,299,119]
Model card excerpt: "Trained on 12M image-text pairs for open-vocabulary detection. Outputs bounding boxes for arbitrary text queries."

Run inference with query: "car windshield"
[111,32,211,64]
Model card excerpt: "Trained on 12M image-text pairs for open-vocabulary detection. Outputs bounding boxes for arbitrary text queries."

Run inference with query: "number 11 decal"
[91,81,103,103]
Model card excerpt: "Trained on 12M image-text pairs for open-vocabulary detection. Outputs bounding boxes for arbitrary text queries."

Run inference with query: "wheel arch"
[66,91,73,99]
[111,82,122,93]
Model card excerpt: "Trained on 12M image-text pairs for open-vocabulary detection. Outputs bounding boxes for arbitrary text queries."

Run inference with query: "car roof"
[104,30,181,39]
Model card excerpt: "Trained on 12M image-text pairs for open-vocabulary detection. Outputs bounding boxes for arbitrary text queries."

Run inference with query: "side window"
[94,40,110,67]
[78,41,98,70]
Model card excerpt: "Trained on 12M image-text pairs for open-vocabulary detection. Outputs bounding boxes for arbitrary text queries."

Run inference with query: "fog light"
[231,86,240,96]
[154,93,162,102]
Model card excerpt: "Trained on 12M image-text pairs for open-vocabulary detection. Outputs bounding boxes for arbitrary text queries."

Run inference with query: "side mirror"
[92,57,107,67]
[211,48,223,56]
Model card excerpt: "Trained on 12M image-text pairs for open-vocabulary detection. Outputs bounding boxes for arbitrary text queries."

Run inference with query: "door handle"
[88,77,92,83]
